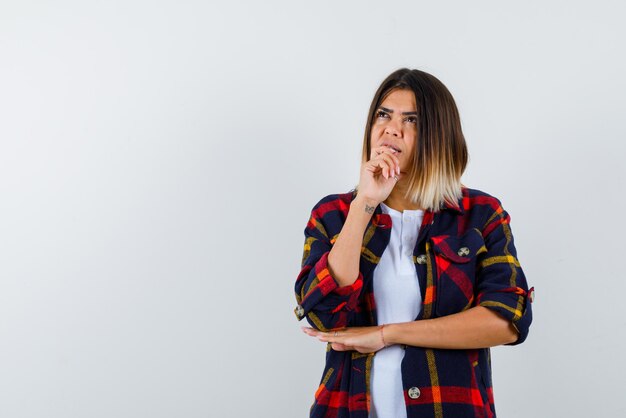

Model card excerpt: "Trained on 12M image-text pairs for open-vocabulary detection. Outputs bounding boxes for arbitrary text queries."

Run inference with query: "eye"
[404,116,417,124]
[376,110,389,119]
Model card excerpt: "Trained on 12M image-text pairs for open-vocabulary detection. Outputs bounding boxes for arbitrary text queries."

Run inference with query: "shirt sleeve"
[475,201,534,346]
[293,206,363,331]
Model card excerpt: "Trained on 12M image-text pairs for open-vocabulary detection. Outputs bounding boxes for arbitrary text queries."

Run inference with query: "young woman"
[294,68,534,418]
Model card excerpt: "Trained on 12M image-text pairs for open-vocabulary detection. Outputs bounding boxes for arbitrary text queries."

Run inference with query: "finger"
[371,146,398,160]
[301,327,319,337]
[365,163,379,173]
[371,152,400,177]
[317,332,349,344]
[365,158,394,179]
[375,151,401,176]
[364,160,384,175]
[371,147,397,161]
[303,328,342,342]
[391,154,401,175]
[365,161,387,176]
[317,332,336,342]
[373,146,401,169]
[313,327,349,341]
[379,149,401,173]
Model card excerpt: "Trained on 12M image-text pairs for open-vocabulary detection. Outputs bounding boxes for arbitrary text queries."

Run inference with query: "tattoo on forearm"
[365,204,375,214]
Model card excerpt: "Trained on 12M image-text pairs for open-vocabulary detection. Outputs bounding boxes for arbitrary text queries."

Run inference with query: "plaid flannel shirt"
[294,186,534,418]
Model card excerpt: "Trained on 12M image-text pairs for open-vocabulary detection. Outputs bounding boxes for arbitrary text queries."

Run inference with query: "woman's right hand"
[357,145,402,205]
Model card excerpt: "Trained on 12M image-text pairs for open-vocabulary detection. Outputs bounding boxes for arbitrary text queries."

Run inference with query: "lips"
[382,142,401,153]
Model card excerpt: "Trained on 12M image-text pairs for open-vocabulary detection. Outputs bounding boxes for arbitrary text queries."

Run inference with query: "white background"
[1,1,624,417]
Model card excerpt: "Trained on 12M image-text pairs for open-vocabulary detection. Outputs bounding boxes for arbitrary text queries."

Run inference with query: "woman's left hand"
[301,326,386,353]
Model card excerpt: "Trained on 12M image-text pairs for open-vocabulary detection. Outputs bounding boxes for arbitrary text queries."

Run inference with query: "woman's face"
[370,88,418,173]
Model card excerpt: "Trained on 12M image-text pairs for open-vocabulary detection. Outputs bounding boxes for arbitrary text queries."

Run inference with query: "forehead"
[379,89,417,110]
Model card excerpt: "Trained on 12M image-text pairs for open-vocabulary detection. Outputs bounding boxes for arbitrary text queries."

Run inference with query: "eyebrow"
[378,106,418,116]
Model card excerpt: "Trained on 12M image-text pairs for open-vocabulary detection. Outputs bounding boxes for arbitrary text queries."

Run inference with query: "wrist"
[383,322,401,346]
[379,324,388,348]
[352,195,379,215]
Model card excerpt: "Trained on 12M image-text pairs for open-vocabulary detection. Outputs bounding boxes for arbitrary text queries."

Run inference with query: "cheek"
[405,135,417,153]
[370,125,382,137]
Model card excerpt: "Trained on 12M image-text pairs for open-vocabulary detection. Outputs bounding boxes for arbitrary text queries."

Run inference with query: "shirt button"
[408,386,421,399]
[415,254,427,264]
[294,305,305,319]
[457,247,470,256]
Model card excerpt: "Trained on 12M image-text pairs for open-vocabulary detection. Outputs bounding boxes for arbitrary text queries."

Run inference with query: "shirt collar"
[350,189,465,216]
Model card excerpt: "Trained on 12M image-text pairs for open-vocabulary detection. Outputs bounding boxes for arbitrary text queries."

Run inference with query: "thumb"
[331,342,349,351]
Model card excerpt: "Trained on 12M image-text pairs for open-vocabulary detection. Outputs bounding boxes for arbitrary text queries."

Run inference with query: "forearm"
[327,196,377,287]
[384,306,519,349]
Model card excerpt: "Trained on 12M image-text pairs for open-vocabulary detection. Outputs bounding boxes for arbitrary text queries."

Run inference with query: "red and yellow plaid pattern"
[294,187,534,418]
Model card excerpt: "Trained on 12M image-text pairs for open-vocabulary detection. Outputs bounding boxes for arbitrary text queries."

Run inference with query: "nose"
[384,121,402,137]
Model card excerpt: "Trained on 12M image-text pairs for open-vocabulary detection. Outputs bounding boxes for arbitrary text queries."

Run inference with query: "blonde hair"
[358,68,468,212]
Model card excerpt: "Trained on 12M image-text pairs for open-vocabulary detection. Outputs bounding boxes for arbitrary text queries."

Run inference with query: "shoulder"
[309,190,355,218]
[462,186,506,213]
[461,186,513,235]
[305,190,355,235]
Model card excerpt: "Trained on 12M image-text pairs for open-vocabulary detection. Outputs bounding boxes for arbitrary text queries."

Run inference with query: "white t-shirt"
[369,202,424,418]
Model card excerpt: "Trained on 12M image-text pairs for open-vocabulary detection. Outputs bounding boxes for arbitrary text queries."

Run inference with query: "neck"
[384,181,425,212]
